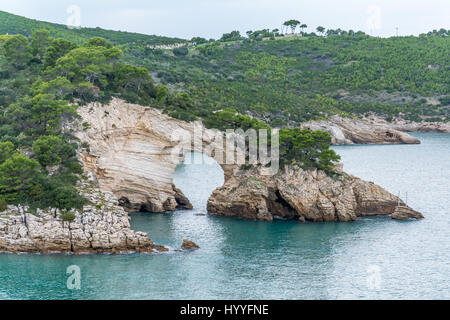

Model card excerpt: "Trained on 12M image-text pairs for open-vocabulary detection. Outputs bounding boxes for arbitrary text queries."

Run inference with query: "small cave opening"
[119,197,130,207]
[266,188,298,220]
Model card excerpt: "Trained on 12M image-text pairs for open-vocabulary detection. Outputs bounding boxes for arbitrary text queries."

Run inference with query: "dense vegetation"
[0,29,165,210]
[204,109,340,173]
[0,11,448,210]
[138,33,449,125]
[0,11,185,46]
[3,11,448,125]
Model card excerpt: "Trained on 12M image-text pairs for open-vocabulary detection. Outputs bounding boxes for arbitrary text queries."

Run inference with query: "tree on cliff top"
[283,20,300,34]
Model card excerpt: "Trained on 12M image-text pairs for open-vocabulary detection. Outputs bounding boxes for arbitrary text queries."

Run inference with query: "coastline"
[0,178,163,255]
[0,100,428,254]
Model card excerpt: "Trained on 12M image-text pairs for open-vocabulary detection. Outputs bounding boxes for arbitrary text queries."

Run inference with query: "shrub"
[0,199,7,212]
[60,211,76,222]
[49,186,85,212]
[173,47,189,56]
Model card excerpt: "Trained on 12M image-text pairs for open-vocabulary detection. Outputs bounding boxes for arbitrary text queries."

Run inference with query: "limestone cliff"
[207,166,423,222]
[75,98,423,222]
[0,180,163,254]
[363,115,450,133]
[75,98,224,213]
[301,115,421,145]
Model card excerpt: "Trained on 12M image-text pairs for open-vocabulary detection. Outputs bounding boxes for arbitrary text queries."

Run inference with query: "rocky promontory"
[75,98,224,213]
[207,166,423,222]
[301,115,421,145]
[0,179,163,254]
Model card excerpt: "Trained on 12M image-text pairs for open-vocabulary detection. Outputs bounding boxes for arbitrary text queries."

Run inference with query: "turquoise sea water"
[0,133,449,300]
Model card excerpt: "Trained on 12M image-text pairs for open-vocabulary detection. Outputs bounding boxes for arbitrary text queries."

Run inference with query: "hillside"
[133,32,450,125]
[0,10,186,46]
[1,10,449,125]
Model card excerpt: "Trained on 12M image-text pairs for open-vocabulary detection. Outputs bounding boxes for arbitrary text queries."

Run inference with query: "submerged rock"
[154,245,170,252]
[207,166,423,222]
[181,238,199,249]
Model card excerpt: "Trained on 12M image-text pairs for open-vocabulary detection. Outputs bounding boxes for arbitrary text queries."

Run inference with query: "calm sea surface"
[0,133,448,299]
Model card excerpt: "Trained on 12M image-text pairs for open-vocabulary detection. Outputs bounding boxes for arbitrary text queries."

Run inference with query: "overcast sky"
[1,0,449,39]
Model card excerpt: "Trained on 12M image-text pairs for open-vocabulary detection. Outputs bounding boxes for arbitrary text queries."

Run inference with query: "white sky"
[0,0,449,39]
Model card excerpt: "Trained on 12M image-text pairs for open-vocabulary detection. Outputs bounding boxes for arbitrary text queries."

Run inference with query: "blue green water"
[0,133,449,300]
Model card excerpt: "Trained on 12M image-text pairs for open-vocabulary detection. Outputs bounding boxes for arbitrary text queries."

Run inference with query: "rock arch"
[75,98,423,221]
[75,98,238,213]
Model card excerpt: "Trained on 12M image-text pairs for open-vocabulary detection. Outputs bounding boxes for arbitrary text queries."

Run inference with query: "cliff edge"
[207,166,423,222]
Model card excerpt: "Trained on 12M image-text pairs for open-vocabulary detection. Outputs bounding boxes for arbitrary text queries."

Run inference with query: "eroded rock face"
[0,181,160,254]
[392,206,424,220]
[368,116,450,133]
[75,98,223,213]
[74,99,423,223]
[301,115,421,145]
[207,166,423,222]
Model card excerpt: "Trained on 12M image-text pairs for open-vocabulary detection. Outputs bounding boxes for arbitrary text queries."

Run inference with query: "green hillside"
[1,10,449,125]
[0,10,186,46]
[130,31,450,125]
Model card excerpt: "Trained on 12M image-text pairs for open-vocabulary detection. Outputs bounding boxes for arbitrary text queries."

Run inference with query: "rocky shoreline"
[0,99,426,254]
[207,166,423,222]
[75,99,423,221]
[301,115,421,145]
[365,116,450,134]
[0,179,163,254]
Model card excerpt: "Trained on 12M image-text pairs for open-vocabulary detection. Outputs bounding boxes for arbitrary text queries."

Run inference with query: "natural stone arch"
[75,98,423,222]
[75,98,240,213]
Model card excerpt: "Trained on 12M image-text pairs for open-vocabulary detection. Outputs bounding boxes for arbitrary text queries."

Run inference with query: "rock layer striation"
[0,181,161,254]
[301,115,421,145]
[207,166,423,222]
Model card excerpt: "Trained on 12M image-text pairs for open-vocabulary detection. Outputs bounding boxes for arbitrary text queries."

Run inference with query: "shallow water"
[0,133,448,299]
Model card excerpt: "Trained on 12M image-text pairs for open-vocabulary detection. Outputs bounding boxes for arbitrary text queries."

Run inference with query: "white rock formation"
[0,180,160,254]
[75,98,227,213]
[75,98,422,222]
[301,115,421,145]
